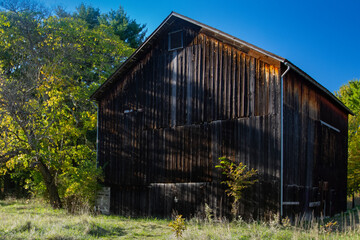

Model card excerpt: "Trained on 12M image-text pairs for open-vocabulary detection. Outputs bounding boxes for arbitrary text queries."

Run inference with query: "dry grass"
[1,198,360,239]
[0,198,171,239]
[181,211,360,240]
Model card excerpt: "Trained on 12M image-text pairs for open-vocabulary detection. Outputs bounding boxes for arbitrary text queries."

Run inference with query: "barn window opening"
[168,30,183,51]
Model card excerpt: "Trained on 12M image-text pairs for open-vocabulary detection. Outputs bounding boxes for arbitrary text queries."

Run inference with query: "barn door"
[148,182,208,218]
[316,121,340,216]
[122,110,143,185]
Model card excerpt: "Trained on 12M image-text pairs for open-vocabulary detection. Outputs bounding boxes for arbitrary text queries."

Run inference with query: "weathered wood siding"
[283,70,348,217]
[98,25,282,218]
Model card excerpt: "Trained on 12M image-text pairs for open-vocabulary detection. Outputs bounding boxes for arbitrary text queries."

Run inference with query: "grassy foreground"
[0,199,360,239]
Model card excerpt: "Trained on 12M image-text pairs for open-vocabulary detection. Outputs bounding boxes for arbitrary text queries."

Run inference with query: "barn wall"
[98,25,282,218]
[283,69,348,217]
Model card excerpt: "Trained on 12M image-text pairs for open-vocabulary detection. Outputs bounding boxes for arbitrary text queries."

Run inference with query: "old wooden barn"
[91,12,352,219]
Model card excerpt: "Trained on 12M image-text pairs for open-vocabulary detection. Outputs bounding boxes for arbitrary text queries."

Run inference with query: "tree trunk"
[352,192,355,209]
[37,161,62,209]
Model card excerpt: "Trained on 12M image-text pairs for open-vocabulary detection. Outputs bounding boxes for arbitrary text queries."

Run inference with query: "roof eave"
[283,60,354,115]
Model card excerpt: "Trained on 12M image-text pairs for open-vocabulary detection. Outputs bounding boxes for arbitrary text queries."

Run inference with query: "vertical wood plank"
[218,42,224,119]
[205,37,211,122]
[209,40,214,121]
[265,63,270,115]
[171,50,178,127]
[231,49,236,119]
[186,46,193,124]
[222,45,227,119]
[201,35,206,123]
[236,51,241,118]
[214,41,219,120]
[241,53,246,117]
[249,57,255,117]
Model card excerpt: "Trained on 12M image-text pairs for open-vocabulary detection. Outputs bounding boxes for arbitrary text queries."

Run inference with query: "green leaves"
[216,157,258,203]
[70,3,146,48]
[0,0,141,208]
[336,79,360,196]
[168,215,186,238]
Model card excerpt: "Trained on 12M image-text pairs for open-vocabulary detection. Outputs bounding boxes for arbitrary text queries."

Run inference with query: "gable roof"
[91,12,352,115]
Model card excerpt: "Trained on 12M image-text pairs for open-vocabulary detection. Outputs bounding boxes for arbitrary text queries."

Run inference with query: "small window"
[168,30,183,51]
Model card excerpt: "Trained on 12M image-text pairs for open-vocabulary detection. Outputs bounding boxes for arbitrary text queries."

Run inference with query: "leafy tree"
[336,79,360,208]
[53,6,71,18]
[0,0,136,209]
[168,215,186,238]
[98,6,147,48]
[71,3,147,48]
[216,157,258,216]
[73,3,100,29]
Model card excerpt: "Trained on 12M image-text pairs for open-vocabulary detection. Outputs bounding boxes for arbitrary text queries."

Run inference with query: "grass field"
[1,198,360,239]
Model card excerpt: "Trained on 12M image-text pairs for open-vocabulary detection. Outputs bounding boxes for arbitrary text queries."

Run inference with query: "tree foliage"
[0,0,143,209]
[216,156,258,215]
[74,3,100,29]
[71,3,147,48]
[168,215,186,238]
[336,80,360,197]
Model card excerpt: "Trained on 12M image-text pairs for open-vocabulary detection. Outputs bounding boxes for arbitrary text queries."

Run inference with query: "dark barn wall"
[283,69,348,217]
[98,23,282,218]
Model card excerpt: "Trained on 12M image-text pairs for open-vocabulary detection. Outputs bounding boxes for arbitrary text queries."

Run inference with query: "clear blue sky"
[42,0,360,93]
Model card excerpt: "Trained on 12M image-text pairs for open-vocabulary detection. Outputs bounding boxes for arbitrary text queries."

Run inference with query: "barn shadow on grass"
[86,224,125,238]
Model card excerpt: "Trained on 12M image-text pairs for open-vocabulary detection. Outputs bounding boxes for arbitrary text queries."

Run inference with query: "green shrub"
[169,215,186,238]
[216,156,258,216]
[61,158,103,214]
